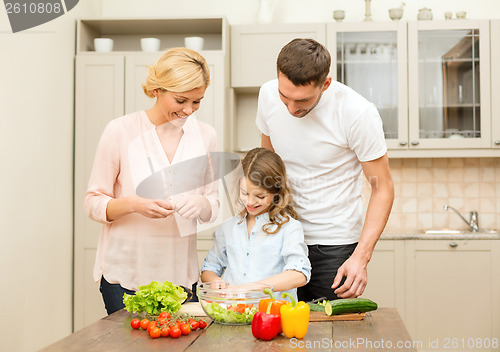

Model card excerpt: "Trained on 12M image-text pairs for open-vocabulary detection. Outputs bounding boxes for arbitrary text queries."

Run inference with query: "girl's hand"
[134,197,174,219]
[210,277,228,289]
[173,194,211,220]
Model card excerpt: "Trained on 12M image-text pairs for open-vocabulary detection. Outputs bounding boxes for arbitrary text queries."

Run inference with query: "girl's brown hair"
[238,147,298,234]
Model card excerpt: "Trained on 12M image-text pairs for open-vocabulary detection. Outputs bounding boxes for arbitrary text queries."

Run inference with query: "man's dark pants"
[297,242,358,302]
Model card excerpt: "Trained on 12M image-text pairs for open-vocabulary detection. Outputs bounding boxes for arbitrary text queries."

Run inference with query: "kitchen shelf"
[420,104,480,108]
[418,58,480,64]
[337,60,397,64]
[77,17,227,53]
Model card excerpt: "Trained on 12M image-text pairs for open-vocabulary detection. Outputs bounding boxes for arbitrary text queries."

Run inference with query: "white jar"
[184,36,204,51]
[417,8,433,21]
[140,38,160,52]
[94,38,114,52]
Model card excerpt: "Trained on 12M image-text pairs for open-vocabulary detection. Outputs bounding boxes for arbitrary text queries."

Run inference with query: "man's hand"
[331,255,368,298]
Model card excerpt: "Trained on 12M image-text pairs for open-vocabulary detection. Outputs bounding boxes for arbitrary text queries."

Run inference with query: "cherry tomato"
[188,319,199,330]
[198,320,207,329]
[160,327,170,337]
[130,318,141,330]
[158,311,171,320]
[140,319,150,330]
[180,322,191,335]
[147,321,157,333]
[169,326,181,338]
[149,327,161,339]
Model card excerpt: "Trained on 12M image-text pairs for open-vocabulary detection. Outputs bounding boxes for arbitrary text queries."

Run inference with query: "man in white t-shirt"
[256,38,394,301]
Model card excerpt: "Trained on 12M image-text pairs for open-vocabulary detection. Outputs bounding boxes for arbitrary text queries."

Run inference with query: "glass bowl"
[197,282,272,325]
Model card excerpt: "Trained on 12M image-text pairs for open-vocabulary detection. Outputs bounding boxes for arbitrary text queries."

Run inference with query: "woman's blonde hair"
[142,47,210,98]
[238,147,298,235]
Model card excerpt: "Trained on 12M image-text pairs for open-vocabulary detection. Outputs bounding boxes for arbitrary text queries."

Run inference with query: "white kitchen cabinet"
[74,54,124,329]
[407,20,491,151]
[230,23,326,151]
[230,20,500,157]
[491,20,500,148]
[231,23,326,88]
[74,17,229,330]
[327,21,408,151]
[404,239,500,342]
[360,240,406,320]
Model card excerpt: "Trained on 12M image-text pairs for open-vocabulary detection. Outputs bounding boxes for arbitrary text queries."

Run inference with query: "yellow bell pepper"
[280,292,310,339]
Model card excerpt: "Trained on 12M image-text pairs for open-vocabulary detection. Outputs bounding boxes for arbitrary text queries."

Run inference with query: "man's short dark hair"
[276,38,331,87]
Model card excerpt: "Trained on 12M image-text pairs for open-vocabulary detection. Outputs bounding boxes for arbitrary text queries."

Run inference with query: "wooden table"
[41,308,416,352]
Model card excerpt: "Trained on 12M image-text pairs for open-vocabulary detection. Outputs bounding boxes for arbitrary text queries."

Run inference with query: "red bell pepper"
[251,301,281,341]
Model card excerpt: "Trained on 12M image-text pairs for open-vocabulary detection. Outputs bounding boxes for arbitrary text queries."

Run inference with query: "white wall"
[101,0,500,23]
[0,2,100,351]
[1,0,499,351]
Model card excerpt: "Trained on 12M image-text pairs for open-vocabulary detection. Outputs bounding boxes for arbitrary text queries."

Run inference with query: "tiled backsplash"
[363,158,500,233]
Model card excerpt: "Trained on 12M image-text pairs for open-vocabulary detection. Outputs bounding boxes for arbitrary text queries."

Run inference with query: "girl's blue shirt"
[201,212,311,300]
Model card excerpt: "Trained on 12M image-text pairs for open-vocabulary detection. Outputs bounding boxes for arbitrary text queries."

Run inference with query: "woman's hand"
[173,194,211,221]
[106,196,174,221]
[135,197,175,219]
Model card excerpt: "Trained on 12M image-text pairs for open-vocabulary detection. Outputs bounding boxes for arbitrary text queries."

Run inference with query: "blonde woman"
[85,48,219,314]
[201,148,311,300]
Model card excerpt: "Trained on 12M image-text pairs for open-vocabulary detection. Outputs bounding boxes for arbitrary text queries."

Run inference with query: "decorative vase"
[364,0,373,21]
[257,0,276,24]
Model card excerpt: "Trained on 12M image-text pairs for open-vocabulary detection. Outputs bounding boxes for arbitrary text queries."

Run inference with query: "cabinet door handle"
[410,141,419,146]
[399,141,407,146]
[495,140,500,145]
[449,242,458,248]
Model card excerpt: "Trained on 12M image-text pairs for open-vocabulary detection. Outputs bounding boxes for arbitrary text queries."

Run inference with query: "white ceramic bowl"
[94,38,114,52]
[140,38,161,52]
[184,36,204,51]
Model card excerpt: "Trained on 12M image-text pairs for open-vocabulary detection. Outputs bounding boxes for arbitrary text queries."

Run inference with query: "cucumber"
[307,302,326,312]
[325,298,378,316]
[324,302,333,315]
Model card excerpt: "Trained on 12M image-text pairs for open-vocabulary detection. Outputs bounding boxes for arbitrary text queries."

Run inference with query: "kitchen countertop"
[380,232,500,240]
[40,308,416,352]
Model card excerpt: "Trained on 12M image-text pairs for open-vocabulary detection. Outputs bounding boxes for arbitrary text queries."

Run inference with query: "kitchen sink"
[423,229,499,235]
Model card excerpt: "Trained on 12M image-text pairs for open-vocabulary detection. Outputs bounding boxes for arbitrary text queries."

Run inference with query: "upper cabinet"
[230,19,500,157]
[229,23,326,151]
[231,23,326,88]
[491,20,500,149]
[407,20,491,151]
[327,22,408,151]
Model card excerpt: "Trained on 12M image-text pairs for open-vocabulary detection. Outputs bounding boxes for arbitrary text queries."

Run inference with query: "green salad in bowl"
[197,282,271,325]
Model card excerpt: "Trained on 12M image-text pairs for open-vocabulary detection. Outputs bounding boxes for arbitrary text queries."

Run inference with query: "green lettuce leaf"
[123,281,187,316]
[205,303,257,324]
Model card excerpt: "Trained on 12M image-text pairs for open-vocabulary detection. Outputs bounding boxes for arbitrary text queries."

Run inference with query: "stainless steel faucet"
[443,204,479,232]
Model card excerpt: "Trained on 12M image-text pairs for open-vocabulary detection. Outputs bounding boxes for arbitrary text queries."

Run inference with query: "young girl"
[201,147,311,298]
